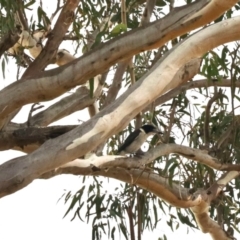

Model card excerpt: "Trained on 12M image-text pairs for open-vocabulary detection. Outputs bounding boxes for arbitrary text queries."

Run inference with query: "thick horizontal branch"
[43,143,240,174]
[1,15,240,198]
[8,77,235,152]
[0,125,77,152]
[29,86,96,126]
[41,152,240,238]
[41,161,198,208]
[0,0,236,128]
[40,151,240,209]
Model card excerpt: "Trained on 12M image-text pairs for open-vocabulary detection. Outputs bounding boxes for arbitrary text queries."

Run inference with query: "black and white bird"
[118,124,162,155]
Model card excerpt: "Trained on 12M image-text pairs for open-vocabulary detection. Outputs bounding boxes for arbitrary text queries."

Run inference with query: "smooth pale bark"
[1,16,240,198]
[28,82,102,127]
[0,59,201,153]
[28,86,94,126]
[39,152,240,239]
[139,0,156,26]
[190,171,240,240]
[0,58,200,154]
[41,162,198,208]
[0,0,237,129]
[60,144,240,171]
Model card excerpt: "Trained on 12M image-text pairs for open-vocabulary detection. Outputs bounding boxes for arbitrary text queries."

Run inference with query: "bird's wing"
[118,129,141,152]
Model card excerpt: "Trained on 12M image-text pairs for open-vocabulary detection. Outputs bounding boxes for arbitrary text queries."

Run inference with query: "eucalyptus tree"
[1,0,240,239]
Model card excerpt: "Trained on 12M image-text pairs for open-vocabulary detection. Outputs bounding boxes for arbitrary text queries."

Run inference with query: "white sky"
[1,0,238,239]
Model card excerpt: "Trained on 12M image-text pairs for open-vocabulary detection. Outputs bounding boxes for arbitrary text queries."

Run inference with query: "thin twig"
[204,90,223,147]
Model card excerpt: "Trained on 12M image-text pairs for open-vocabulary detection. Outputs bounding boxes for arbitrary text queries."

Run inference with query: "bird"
[55,49,76,66]
[118,124,162,155]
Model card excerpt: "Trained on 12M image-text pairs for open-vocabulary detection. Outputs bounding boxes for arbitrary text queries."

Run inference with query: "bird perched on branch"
[118,124,162,155]
[55,49,76,66]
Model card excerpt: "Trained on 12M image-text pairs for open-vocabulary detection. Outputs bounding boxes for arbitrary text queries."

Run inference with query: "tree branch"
[22,0,80,78]
[190,171,239,240]
[28,86,94,126]
[39,152,240,209]
[144,78,240,113]
[0,125,77,152]
[15,0,28,30]
[0,0,236,129]
[2,139,240,198]
[1,14,240,198]
[102,62,128,108]
[139,0,156,26]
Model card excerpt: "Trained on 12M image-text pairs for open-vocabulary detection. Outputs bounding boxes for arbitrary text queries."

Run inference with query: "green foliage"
[61,178,171,239]
[2,0,240,239]
[0,0,18,33]
[62,10,240,234]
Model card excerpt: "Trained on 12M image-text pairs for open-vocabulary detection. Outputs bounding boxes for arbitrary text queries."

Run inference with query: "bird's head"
[141,124,162,134]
